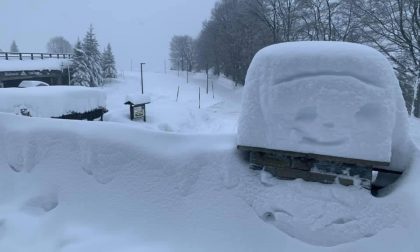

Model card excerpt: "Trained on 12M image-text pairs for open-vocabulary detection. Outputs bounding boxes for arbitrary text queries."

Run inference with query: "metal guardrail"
[0,52,72,60]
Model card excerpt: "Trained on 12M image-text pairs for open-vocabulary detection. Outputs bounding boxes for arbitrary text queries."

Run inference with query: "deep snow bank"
[0,86,106,118]
[0,113,416,251]
[238,42,411,171]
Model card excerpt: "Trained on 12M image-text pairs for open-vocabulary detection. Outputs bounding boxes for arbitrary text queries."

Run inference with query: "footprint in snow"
[21,193,59,216]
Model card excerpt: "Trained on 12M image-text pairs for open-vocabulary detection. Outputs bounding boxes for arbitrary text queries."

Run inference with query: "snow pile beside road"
[0,113,417,251]
[238,42,411,171]
[0,86,106,118]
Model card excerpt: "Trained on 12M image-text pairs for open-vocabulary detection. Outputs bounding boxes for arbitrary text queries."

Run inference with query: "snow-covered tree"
[10,40,19,52]
[101,43,117,79]
[47,36,73,54]
[82,25,103,87]
[71,40,90,86]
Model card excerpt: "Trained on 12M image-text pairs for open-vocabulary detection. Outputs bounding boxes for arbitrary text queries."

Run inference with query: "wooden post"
[41,53,44,60]
[206,68,209,94]
[212,81,214,99]
[5,53,8,60]
[176,86,180,102]
[67,64,71,85]
[19,53,22,60]
[31,53,34,60]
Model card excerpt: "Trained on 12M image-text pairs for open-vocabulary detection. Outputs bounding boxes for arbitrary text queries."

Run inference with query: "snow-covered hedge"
[238,42,411,171]
[0,86,106,118]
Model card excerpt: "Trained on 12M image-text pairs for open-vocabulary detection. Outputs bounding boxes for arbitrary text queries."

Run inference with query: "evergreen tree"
[101,43,117,79]
[10,40,19,52]
[82,25,103,87]
[70,39,90,86]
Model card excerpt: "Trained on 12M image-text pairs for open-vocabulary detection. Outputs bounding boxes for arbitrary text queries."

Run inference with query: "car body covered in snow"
[237,42,411,189]
[18,80,49,88]
[18,80,50,88]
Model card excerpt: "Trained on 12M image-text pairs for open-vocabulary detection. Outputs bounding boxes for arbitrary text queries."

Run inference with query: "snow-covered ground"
[0,70,419,251]
[104,71,242,134]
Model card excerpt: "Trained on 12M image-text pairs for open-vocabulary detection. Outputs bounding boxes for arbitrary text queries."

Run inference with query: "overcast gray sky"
[0,0,218,71]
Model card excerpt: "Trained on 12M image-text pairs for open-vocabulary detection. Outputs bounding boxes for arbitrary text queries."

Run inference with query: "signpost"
[140,62,146,94]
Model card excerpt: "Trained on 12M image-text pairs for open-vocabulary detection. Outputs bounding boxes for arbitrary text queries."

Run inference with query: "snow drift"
[238,42,411,172]
[0,112,416,251]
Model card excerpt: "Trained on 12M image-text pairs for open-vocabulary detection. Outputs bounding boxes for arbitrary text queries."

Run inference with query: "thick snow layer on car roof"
[0,86,106,118]
[237,42,411,171]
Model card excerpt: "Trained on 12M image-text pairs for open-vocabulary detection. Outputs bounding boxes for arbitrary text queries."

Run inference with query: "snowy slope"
[0,71,418,251]
[103,71,241,134]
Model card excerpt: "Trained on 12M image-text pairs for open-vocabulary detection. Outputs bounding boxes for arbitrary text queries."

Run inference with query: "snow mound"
[238,42,411,171]
[0,86,106,118]
[0,113,413,250]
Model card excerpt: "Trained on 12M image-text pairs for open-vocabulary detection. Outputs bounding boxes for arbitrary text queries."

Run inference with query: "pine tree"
[71,39,90,86]
[101,43,117,79]
[10,40,19,52]
[82,25,103,87]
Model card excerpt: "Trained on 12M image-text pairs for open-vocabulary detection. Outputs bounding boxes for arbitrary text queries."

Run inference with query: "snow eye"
[295,106,317,123]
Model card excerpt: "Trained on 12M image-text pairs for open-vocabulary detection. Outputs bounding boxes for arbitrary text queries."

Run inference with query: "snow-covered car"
[237,41,411,192]
[18,80,50,88]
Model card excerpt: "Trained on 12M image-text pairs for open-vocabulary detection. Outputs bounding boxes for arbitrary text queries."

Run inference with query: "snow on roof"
[238,42,410,170]
[0,58,71,72]
[125,94,151,105]
[0,86,106,118]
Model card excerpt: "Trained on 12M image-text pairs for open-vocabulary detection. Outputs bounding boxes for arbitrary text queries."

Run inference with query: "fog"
[0,0,218,71]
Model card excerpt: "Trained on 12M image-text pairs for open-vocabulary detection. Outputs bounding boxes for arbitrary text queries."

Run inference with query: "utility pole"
[164,59,167,74]
[140,62,146,94]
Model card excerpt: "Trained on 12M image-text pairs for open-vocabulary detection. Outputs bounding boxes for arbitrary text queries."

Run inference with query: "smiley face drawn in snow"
[259,74,393,155]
